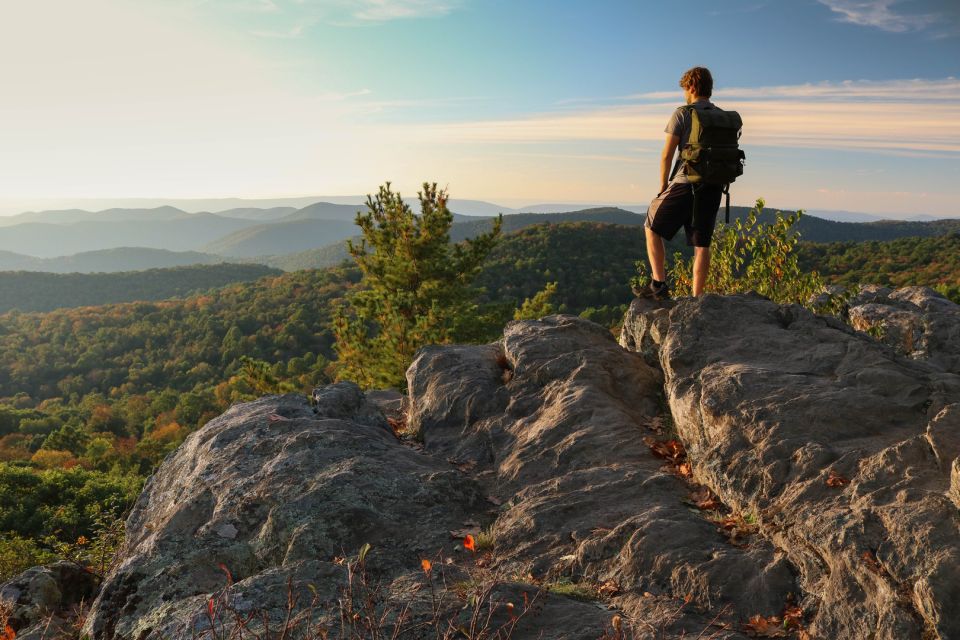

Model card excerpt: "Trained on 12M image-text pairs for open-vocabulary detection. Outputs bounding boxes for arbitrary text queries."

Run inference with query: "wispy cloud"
[407,78,960,158]
[626,77,960,102]
[817,0,938,33]
[194,0,462,24]
[349,0,462,21]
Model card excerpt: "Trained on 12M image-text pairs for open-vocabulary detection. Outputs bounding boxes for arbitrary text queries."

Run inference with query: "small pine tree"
[332,182,502,389]
[514,282,558,320]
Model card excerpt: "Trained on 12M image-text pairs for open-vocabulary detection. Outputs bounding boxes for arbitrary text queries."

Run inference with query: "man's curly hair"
[679,67,713,98]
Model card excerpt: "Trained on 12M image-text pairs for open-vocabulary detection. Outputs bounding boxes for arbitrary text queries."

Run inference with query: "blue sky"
[0,0,957,215]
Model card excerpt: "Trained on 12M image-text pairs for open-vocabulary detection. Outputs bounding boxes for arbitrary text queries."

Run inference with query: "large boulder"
[409,315,793,637]
[848,285,960,374]
[622,292,960,639]
[83,381,617,639]
[83,383,491,639]
[0,561,98,635]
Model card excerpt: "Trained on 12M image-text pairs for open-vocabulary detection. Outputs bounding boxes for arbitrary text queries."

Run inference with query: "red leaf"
[826,470,850,487]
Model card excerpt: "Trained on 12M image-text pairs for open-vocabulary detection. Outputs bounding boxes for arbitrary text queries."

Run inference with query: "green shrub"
[633,198,834,309]
[0,534,56,581]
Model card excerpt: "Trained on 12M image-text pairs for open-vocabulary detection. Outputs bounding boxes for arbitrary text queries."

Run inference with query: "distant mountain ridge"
[0,248,224,273]
[0,263,281,313]
[1,200,957,270]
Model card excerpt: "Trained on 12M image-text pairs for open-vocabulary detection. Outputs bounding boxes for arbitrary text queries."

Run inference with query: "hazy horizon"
[0,194,953,223]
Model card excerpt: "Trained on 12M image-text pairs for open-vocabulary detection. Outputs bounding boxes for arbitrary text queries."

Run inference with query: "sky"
[0,0,958,216]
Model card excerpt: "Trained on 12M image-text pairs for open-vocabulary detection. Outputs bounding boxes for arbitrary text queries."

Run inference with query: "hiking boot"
[634,280,671,300]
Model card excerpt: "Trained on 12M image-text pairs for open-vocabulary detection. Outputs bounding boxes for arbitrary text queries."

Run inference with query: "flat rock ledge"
[621,291,960,639]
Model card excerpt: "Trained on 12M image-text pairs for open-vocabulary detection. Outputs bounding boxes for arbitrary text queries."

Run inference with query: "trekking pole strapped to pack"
[679,104,745,224]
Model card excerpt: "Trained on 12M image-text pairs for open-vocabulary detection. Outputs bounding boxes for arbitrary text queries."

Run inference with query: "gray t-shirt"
[665,98,716,184]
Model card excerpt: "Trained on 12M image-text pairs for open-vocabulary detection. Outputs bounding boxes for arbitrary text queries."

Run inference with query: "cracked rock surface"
[72,289,960,639]
[622,292,960,639]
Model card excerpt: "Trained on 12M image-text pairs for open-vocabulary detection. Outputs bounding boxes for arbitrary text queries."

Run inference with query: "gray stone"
[83,391,489,639]
[618,297,675,368]
[409,315,782,635]
[624,292,960,639]
[0,561,98,630]
[848,285,960,373]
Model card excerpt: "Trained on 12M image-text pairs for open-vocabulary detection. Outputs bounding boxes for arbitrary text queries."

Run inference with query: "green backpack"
[674,104,745,223]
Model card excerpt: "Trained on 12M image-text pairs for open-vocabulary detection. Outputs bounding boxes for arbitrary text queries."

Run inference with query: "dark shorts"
[645,181,723,247]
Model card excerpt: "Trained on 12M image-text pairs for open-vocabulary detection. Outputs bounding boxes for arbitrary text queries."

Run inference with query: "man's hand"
[659,133,680,196]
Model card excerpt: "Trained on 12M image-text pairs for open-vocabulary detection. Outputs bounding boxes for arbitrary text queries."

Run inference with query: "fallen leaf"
[783,605,803,628]
[421,559,432,573]
[611,614,622,631]
[464,535,476,552]
[2,624,15,640]
[861,550,884,575]
[677,462,693,478]
[826,470,850,487]
[597,580,620,597]
[743,614,788,637]
[689,486,723,511]
[644,438,687,464]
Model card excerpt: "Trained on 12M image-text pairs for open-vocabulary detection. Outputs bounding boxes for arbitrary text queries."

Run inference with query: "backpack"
[673,104,745,223]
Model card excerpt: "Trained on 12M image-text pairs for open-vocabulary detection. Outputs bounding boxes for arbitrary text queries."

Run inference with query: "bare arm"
[659,133,680,194]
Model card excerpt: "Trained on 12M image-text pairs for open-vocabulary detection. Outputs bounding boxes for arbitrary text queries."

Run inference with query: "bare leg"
[693,246,710,296]
[645,226,667,282]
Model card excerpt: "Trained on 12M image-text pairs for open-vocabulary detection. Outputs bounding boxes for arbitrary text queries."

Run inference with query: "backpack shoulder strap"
[668,105,695,180]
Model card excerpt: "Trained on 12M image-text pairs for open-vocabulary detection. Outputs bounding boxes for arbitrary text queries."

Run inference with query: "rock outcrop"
[621,292,960,639]
[408,315,795,635]
[83,382,617,639]
[845,285,960,375]
[0,562,99,638]
[75,288,959,639]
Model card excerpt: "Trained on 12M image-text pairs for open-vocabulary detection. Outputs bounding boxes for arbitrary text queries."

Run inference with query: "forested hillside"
[0,247,224,273]
[476,221,689,325]
[2,218,959,577]
[0,264,281,313]
[799,232,960,301]
[0,267,355,564]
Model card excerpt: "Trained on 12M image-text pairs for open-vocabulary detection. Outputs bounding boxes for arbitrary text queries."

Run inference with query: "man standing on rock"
[640,66,725,299]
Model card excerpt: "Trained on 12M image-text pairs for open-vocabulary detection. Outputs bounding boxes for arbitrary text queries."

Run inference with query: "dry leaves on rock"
[688,486,723,512]
[743,605,808,638]
[861,550,888,576]
[714,514,759,544]
[387,416,406,434]
[643,437,686,465]
[826,470,850,488]
[597,580,620,597]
